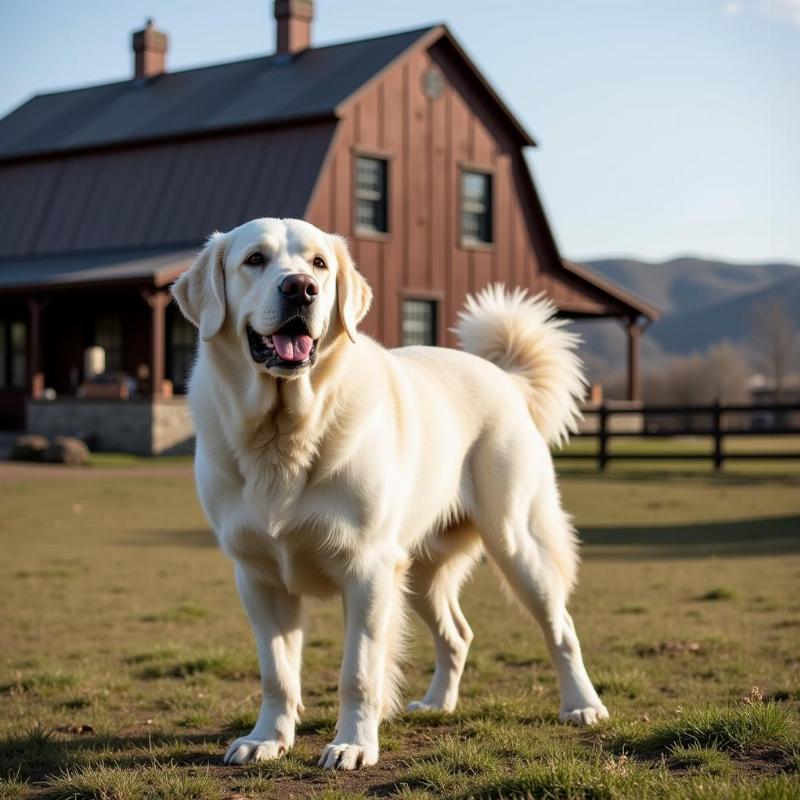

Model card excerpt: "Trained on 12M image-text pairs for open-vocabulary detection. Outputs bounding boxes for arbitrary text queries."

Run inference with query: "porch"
[0,248,197,453]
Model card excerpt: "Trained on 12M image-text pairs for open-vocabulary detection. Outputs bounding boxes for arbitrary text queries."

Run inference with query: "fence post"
[598,403,609,471]
[712,400,723,471]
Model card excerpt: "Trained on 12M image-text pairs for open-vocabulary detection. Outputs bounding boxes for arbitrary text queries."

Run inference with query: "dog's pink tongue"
[272,334,313,362]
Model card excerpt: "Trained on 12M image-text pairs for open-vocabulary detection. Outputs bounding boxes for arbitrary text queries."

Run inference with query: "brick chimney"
[275,0,313,55]
[132,19,168,80]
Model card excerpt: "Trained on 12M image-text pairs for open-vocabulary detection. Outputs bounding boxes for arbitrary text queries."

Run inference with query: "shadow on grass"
[125,513,800,560]
[0,728,227,782]
[581,514,800,558]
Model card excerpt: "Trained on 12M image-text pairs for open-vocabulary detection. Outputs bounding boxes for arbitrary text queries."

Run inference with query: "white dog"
[172,217,608,770]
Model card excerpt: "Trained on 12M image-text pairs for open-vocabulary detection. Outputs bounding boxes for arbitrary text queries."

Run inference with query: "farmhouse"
[0,0,657,453]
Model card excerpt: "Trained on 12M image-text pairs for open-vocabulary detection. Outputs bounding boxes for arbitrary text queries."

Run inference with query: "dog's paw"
[223,736,287,764]
[407,699,451,713]
[318,741,378,770]
[559,704,610,726]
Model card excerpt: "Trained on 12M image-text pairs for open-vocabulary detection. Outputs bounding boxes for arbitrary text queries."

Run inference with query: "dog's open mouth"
[247,319,318,370]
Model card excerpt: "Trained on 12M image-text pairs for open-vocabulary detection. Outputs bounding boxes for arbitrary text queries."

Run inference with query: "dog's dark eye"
[312,256,327,270]
[245,252,266,267]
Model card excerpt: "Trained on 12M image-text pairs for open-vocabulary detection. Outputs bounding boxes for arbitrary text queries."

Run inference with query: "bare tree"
[631,343,751,430]
[751,300,798,400]
[640,343,750,406]
[704,341,751,404]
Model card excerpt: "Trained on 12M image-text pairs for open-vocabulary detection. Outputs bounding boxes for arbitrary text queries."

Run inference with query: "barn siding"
[305,42,601,347]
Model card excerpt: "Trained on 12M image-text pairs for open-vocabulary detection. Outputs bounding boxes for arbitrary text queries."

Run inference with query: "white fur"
[172,218,608,772]
[455,284,587,447]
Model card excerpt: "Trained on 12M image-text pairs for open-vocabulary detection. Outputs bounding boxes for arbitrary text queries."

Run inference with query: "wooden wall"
[306,36,622,347]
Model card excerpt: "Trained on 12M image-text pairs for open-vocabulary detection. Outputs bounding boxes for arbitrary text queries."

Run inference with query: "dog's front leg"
[224,563,303,764]
[319,553,406,770]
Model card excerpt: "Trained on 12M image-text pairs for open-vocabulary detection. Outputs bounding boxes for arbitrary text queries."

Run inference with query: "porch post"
[26,295,48,399]
[143,289,169,398]
[626,316,641,403]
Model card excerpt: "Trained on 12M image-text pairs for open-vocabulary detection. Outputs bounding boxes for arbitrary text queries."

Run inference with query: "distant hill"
[584,256,799,315]
[571,256,800,379]
[649,272,800,354]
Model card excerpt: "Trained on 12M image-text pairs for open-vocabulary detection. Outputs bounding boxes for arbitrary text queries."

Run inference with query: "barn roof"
[0,26,436,162]
[0,123,335,260]
[0,22,538,264]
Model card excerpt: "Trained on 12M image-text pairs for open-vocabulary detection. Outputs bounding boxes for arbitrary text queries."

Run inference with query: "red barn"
[0,1,656,453]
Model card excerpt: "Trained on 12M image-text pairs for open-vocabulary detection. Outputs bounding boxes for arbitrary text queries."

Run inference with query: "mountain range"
[570,256,800,379]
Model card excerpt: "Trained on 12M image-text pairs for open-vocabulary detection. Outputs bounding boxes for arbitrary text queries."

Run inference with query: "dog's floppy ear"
[171,232,227,341]
[331,235,372,343]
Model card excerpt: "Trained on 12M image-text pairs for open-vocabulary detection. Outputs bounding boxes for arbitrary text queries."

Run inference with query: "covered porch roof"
[0,247,195,293]
[561,259,660,322]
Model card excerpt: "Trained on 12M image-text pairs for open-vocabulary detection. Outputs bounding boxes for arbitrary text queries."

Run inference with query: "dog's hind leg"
[407,523,482,713]
[482,516,607,723]
[475,451,608,726]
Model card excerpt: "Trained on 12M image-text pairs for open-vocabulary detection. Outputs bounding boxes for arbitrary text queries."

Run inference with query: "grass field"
[556,435,800,475]
[1,457,799,799]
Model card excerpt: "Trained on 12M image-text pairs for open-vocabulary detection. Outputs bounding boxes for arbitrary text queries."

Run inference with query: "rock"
[10,434,50,462]
[43,436,90,466]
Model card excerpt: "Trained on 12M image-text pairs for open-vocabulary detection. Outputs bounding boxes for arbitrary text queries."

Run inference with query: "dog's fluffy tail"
[454,284,587,447]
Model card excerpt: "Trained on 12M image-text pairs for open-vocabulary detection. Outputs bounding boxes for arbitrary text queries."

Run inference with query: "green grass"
[2,670,77,695]
[0,459,798,798]
[555,434,800,476]
[667,744,733,776]
[47,763,223,800]
[0,776,28,800]
[631,702,798,753]
[135,650,258,681]
[698,586,736,601]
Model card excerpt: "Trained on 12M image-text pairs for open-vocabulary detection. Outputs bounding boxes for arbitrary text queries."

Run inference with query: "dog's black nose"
[279,273,319,307]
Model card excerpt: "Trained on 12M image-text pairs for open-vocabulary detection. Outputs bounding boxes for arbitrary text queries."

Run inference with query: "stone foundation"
[27,398,194,455]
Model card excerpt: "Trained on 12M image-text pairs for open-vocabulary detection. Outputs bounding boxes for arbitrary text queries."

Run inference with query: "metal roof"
[0,26,435,162]
[562,259,661,321]
[0,247,196,292]
[0,122,336,259]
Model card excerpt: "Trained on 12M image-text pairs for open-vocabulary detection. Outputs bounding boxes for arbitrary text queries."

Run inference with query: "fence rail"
[558,402,800,470]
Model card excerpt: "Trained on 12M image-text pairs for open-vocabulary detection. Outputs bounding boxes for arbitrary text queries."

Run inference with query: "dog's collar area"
[247,321,318,370]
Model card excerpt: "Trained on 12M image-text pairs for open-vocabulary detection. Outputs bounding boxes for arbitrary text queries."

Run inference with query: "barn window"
[461,170,493,245]
[402,299,437,346]
[355,156,388,234]
[169,313,197,393]
[95,314,123,373]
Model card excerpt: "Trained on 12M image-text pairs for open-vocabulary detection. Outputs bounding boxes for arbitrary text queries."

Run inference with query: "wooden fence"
[558,402,800,470]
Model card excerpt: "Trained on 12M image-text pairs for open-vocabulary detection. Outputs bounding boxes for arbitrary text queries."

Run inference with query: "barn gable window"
[461,170,493,245]
[402,299,437,346]
[355,156,388,234]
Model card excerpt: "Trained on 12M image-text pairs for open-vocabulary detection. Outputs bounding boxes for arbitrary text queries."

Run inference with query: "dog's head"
[172,218,372,378]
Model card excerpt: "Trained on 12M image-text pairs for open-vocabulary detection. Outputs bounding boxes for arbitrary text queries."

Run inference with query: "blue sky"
[2,0,797,263]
